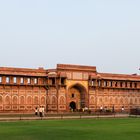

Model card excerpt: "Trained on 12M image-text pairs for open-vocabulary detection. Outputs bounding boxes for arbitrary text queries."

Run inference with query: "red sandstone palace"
[0,64,140,113]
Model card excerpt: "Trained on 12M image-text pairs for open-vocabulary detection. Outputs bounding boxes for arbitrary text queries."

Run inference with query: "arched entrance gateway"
[69,101,76,110]
[68,84,88,111]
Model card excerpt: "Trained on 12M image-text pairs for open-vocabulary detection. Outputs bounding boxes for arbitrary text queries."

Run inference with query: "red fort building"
[0,64,140,113]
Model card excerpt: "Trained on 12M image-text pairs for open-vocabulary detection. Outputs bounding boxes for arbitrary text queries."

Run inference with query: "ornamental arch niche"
[0,96,3,105]
[68,83,88,110]
[41,96,46,105]
[12,96,18,105]
[51,96,57,105]
[59,96,65,105]
[34,96,39,105]
[5,96,11,105]
[27,96,32,105]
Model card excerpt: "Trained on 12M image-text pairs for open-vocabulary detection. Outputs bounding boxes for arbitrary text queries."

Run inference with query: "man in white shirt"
[100,106,103,112]
[121,106,124,113]
[42,106,45,117]
[39,106,42,117]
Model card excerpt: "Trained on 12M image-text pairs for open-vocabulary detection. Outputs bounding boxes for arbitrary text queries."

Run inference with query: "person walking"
[35,107,38,116]
[42,106,45,117]
[39,106,42,117]
[100,106,103,113]
[112,105,115,113]
[121,106,124,113]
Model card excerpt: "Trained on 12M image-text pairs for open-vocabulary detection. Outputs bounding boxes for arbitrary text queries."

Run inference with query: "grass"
[0,118,140,140]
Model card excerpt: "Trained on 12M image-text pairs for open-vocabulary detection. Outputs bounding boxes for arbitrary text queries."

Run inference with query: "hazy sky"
[0,0,140,74]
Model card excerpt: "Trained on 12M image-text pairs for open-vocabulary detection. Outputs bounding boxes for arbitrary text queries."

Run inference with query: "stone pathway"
[0,114,132,121]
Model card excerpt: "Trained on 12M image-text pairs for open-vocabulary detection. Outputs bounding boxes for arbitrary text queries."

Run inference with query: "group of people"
[100,106,125,113]
[35,106,45,117]
[100,106,115,112]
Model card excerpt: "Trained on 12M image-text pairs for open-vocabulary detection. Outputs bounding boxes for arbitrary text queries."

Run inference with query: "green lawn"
[0,118,140,140]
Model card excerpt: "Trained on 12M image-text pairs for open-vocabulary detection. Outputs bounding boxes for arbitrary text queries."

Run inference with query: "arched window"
[105,97,108,103]
[41,96,46,105]
[120,98,124,104]
[52,96,57,104]
[13,96,18,105]
[135,98,137,104]
[125,98,128,104]
[110,97,112,104]
[0,96,3,104]
[5,96,11,105]
[34,96,39,104]
[115,97,118,104]
[47,96,50,104]
[20,96,25,104]
[130,98,133,104]
[27,96,32,104]
[59,96,65,105]
[99,98,102,104]
[90,96,94,104]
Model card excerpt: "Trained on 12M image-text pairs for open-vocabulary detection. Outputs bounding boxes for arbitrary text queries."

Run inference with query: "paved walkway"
[0,114,133,121]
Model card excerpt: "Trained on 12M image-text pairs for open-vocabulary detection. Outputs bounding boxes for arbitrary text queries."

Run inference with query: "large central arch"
[68,83,88,111]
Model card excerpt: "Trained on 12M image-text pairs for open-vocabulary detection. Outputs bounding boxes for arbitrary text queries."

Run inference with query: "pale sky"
[0,0,140,74]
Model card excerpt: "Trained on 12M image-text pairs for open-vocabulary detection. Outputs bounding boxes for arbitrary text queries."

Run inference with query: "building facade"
[0,64,140,113]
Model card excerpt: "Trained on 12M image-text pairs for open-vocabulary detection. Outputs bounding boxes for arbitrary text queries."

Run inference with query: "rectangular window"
[13,77,17,84]
[115,82,118,87]
[130,82,132,88]
[6,77,10,83]
[34,78,38,84]
[20,77,24,84]
[52,78,55,85]
[92,80,94,86]
[125,82,127,87]
[27,78,31,84]
[98,80,101,87]
[104,81,107,87]
[110,81,113,87]
[72,93,75,98]
[134,83,137,88]
[61,78,65,85]
[120,82,123,87]
[43,79,45,85]
[0,77,2,83]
